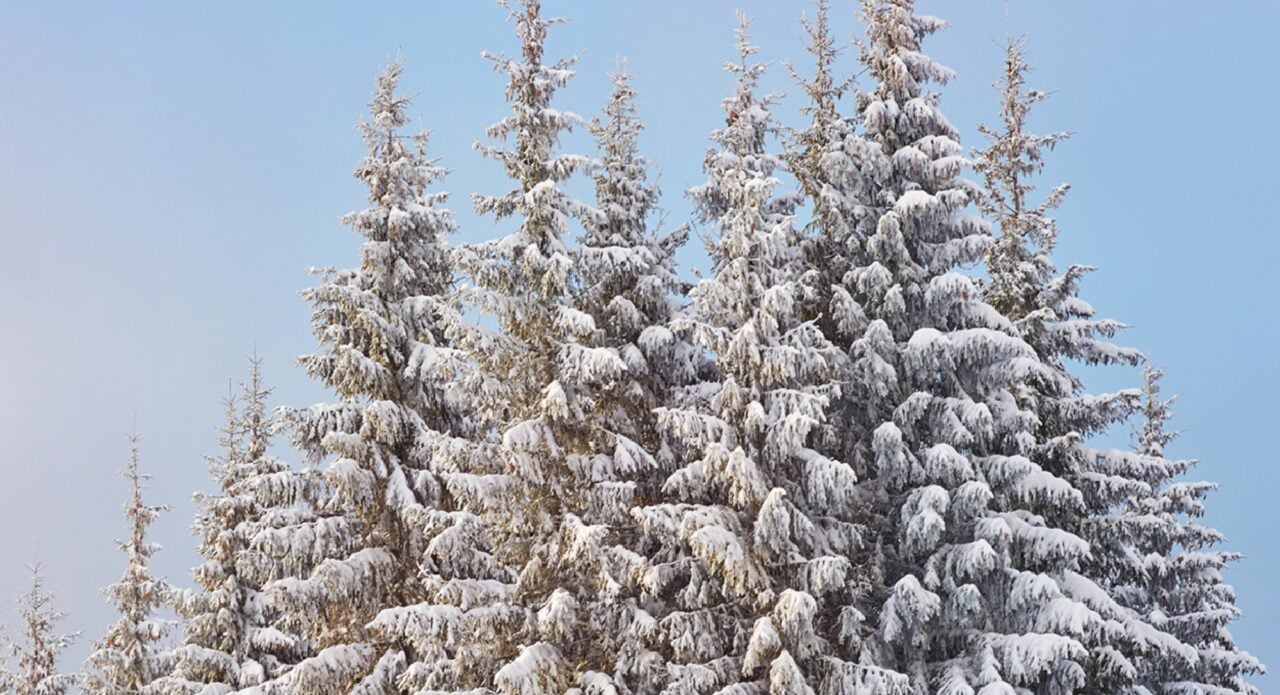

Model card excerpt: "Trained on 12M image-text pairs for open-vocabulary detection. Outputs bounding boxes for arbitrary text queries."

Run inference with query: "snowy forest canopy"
[1,0,1264,694]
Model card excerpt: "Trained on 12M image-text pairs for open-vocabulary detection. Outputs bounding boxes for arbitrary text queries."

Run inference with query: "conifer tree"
[786,0,871,349]
[628,15,862,692]
[261,57,485,694]
[973,36,1206,692]
[1112,365,1263,693]
[0,564,79,695]
[578,65,695,474]
[778,1,1146,690]
[154,358,306,694]
[449,1,672,690]
[83,436,175,695]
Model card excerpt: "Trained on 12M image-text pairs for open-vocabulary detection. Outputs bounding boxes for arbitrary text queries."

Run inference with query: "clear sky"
[0,0,1274,686]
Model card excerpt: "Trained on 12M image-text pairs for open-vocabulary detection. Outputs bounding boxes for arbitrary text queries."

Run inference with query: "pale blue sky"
[0,1,1274,685]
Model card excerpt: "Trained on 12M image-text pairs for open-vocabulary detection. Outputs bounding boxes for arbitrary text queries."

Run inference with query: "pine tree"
[973,36,1207,692]
[0,564,79,695]
[1112,365,1264,693]
[448,1,675,690]
[627,15,861,692]
[82,435,175,695]
[154,358,306,694]
[259,56,487,694]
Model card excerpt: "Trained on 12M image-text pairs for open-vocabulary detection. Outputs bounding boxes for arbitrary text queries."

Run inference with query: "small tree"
[1114,365,1264,693]
[1,563,79,695]
[82,435,175,695]
[154,357,306,694]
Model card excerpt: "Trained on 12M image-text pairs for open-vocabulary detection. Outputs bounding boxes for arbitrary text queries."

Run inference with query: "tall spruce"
[1112,366,1263,693]
[82,436,175,695]
[628,15,861,692]
[449,0,675,690]
[1,564,79,695]
[578,65,695,475]
[973,36,1209,692]
[780,1,1141,691]
[263,57,483,693]
[786,0,872,350]
[155,359,306,693]
[576,65,707,689]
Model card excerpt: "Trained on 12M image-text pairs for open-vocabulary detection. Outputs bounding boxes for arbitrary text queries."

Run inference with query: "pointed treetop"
[242,348,272,460]
[726,11,767,93]
[974,35,1074,319]
[499,0,568,65]
[1135,361,1180,459]
[858,0,954,101]
[370,54,411,131]
[790,0,845,124]
[734,11,760,64]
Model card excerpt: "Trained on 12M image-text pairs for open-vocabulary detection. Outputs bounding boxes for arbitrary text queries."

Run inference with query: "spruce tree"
[786,0,872,350]
[628,15,861,692]
[1113,365,1263,693]
[576,65,707,690]
[449,1,674,690]
[262,57,485,693]
[1,564,79,695]
[973,36,1208,692]
[578,65,695,476]
[779,1,1138,690]
[83,436,175,695]
[154,359,306,694]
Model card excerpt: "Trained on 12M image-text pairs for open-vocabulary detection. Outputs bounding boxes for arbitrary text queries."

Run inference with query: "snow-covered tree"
[786,0,870,349]
[973,36,1209,692]
[447,1,676,690]
[0,563,79,695]
[154,358,307,694]
[578,65,695,475]
[82,436,175,695]
[628,15,860,692]
[774,2,1153,691]
[260,57,486,694]
[1109,365,1264,693]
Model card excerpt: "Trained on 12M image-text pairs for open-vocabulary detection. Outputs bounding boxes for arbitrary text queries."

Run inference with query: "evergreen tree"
[974,36,1205,692]
[576,64,708,690]
[0,563,79,695]
[262,57,484,694]
[154,358,306,694]
[779,1,1142,690]
[1114,365,1264,693]
[578,65,695,476]
[786,0,871,350]
[629,15,860,692]
[450,1,673,690]
[83,436,175,695]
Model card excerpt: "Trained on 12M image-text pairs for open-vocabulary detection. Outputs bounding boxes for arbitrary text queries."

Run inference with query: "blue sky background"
[0,1,1274,686]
